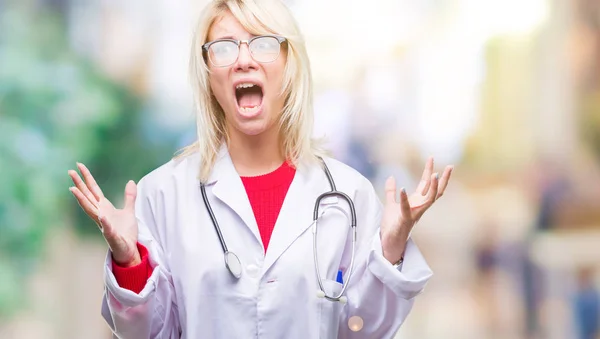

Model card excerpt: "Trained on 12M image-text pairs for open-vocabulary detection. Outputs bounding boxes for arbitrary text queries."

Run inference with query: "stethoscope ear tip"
[316,290,347,303]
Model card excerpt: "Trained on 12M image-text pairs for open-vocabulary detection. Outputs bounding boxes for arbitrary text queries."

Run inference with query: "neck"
[227,127,285,177]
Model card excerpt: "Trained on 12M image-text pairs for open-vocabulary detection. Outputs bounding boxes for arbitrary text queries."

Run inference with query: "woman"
[68,0,453,338]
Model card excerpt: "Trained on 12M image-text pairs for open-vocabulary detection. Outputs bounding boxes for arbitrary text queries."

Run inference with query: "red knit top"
[112,161,296,293]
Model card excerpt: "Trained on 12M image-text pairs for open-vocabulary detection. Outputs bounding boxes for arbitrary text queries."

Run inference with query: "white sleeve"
[337,178,433,338]
[101,175,181,339]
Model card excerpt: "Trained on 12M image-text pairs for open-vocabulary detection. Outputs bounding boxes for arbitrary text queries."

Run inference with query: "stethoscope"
[199,159,357,303]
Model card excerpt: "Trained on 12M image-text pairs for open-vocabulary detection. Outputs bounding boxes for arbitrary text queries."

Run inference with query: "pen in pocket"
[336,270,343,284]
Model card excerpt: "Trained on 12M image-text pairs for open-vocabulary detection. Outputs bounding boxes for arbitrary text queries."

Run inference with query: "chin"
[232,118,273,137]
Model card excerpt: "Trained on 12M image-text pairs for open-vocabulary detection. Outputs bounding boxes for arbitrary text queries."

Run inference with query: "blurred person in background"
[67,0,453,337]
[573,267,600,339]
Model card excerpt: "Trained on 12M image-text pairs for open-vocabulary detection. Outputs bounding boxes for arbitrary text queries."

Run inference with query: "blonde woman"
[68,0,453,337]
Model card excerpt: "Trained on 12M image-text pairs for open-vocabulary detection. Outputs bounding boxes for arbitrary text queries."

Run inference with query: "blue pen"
[336,270,343,284]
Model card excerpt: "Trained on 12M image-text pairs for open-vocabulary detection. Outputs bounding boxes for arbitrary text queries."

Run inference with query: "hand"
[380,157,453,264]
[68,163,141,267]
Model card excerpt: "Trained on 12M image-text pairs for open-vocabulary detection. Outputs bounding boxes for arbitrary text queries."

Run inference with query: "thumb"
[384,176,397,205]
[123,180,137,211]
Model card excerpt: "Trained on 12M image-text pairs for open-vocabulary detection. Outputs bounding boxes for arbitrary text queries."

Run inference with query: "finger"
[416,157,434,195]
[398,187,412,223]
[69,187,99,222]
[426,173,439,204]
[414,173,439,221]
[123,180,137,211]
[68,170,99,209]
[77,162,105,201]
[384,176,397,204]
[436,165,454,199]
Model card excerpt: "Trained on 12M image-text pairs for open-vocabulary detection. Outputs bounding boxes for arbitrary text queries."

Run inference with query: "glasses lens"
[249,36,281,63]
[208,40,239,66]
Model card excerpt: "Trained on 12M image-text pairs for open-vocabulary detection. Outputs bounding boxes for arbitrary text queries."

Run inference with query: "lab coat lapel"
[208,147,262,249]
[262,161,327,274]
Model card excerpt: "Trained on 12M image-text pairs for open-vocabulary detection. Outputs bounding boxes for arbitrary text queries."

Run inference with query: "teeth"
[240,106,259,112]
[236,83,257,89]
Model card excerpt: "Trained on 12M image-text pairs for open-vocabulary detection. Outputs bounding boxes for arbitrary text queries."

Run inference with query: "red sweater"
[112,161,296,293]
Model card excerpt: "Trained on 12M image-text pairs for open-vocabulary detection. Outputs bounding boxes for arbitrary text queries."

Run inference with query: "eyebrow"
[213,35,237,40]
[212,34,260,41]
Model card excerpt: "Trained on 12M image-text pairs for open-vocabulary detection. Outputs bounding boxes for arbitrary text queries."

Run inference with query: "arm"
[336,178,433,338]
[111,242,154,294]
[101,176,181,339]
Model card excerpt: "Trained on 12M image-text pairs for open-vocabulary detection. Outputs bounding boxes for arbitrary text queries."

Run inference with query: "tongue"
[238,91,262,108]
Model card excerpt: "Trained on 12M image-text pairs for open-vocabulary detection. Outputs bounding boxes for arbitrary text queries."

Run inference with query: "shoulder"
[136,151,201,196]
[317,156,384,224]
[321,156,365,182]
[319,156,378,196]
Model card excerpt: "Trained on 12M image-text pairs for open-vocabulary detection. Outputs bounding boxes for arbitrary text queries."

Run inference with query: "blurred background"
[1,0,599,338]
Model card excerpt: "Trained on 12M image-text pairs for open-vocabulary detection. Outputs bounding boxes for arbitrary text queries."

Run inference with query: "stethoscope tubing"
[200,183,229,254]
[199,159,358,302]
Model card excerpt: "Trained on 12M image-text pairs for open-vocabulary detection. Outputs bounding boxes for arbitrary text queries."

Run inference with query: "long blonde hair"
[176,0,327,182]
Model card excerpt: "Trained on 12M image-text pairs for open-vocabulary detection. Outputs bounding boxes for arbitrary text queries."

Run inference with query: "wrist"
[112,248,142,268]
[381,229,409,265]
[382,248,404,265]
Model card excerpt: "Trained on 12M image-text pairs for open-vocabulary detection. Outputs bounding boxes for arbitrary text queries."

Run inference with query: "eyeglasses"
[202,35,287,67]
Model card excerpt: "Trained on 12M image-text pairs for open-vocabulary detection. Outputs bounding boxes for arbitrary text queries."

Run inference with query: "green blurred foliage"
[0,4,177,319]
[580,90,600,161]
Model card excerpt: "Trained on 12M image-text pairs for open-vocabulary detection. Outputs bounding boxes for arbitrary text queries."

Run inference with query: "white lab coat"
[101,146,433,338]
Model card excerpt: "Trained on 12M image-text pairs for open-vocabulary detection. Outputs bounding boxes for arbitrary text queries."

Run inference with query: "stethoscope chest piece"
[225,251,242,278]
[201,182,243,279]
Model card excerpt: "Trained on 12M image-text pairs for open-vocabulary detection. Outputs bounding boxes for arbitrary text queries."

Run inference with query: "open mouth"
[235,82,263,115]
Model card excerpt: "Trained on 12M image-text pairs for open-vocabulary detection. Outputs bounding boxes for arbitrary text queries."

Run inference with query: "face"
[206,12,287,139]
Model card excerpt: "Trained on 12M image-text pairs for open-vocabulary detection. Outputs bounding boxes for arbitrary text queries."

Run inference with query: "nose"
[235,42,258,71]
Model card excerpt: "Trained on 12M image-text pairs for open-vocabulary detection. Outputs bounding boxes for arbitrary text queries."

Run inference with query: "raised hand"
[68,163,141,267]
[380,157,453,264]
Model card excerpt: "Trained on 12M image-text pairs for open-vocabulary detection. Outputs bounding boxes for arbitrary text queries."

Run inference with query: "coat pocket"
[318,279,345,338]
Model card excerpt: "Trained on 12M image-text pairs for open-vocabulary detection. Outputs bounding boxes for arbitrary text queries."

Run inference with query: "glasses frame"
[202,34,287,67]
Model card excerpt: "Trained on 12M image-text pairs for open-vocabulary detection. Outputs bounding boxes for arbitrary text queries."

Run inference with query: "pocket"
[318,279,344,338]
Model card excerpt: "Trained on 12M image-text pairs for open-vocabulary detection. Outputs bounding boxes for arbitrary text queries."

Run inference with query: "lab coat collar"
[205,143,231,185]
[205,143,329,275]
[206,144,262,248]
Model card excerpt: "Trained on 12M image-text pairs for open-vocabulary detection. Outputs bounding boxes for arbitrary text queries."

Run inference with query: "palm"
[380,157,453,261]
[98,197,139,260]
[68,162,140,265]
[382,190,430,227]
[407,192,430,211]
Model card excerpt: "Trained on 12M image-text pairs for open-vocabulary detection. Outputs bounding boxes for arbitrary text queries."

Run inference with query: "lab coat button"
[246,264,259,278]
[348,316,364,332]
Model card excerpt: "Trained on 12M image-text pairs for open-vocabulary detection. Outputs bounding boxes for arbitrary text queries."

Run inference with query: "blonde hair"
[176,0,327,183]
